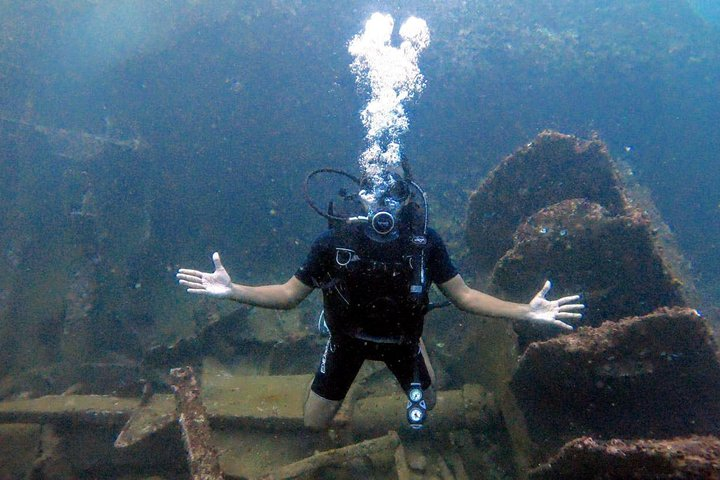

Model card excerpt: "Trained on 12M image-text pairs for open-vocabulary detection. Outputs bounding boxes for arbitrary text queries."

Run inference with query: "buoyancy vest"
[321,205,429,344]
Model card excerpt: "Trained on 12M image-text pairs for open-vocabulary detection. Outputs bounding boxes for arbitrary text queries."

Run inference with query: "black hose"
[304,168,361,222]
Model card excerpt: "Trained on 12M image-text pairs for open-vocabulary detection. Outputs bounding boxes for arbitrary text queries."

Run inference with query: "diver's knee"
[304,405,336,430]
[304,414,332,430]
[304,390,341,430]
[424,385,437,411]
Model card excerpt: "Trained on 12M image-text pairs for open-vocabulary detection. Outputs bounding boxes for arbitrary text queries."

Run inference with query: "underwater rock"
[529,435,720,480]
[511,307,720,459]
[490,198,686,329]
[466,131,626,278]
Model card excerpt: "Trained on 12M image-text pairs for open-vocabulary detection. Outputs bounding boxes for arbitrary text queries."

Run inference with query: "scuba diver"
[176,161,584,430]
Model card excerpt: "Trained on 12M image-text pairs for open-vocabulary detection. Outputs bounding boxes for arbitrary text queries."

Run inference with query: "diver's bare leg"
[419,338,437,410]
[304,389,342,430]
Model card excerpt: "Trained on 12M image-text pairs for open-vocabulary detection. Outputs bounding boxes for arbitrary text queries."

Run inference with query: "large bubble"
[349,13,430,204]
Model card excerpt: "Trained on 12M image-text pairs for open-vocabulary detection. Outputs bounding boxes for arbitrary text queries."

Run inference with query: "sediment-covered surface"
[511,307,720,457]
[466,131,626,276]
[465,130,695,348]
[529,435,720,480]
[490,199,686,328]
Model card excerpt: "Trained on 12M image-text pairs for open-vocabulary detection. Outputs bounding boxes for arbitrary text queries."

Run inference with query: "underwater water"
[689,0,720,25]
[1,1,719,478]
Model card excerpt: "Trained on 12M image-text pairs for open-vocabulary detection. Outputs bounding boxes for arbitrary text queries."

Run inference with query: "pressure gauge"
[406,382,427,429]
[408,406,425,422]
[408,387,423,402]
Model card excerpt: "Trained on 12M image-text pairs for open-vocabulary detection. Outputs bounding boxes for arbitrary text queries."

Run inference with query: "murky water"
[1,1,719,478]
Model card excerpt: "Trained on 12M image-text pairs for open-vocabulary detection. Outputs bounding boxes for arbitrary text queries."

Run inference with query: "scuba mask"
[303,166,427,240]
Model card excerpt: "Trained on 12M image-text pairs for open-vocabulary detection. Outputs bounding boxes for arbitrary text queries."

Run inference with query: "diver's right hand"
[177,252,233,298]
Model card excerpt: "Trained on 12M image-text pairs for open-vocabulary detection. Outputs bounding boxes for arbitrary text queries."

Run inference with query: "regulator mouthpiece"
[371,210,395,235]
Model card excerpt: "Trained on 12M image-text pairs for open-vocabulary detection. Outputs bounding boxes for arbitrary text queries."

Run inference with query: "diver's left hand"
[526,280,584,330]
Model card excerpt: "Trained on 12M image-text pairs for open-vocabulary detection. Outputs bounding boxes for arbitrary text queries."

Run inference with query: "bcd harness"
[319,208,430,344]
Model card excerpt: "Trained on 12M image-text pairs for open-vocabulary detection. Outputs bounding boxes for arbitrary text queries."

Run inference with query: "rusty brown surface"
[529,435,720,480]
[462,130,719,477]
[465,129,698,347]
[466,131,626,277]
[511,307,720,459]
[490,198,686,329]
[170,366,224,480]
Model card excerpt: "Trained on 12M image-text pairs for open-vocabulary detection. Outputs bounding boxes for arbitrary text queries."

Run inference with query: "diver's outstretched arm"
[177,252,313,309]
[437,275,583,330]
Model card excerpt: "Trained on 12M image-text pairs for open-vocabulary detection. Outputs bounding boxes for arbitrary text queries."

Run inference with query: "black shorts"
[310,335,432,402]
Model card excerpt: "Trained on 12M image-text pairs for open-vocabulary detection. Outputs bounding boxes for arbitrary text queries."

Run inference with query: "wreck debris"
[466,130,696,348]
[0,114,159,397]
[351,383,499,437]
[144,307,252,367]
[490,198,686,328]
[202,362,499,436]
[460,130,716,477]
[467,130,626,277]
[256,430,400,480]
[446,451,470,480]
[0,375,496,478]
[529,435,720,480]
[0,394,140,426]
[144,307,320,374]
[0,423,41,479]
[60,261,99,368]
[0,116,143,160]
[437,455,455,480]
[511,307,720,458]
[169,366,224,480]
[393,444,412,480]
[114,394,177,449]
[200,362,311,430]
[29,424,74,480]
[0,378,497,447]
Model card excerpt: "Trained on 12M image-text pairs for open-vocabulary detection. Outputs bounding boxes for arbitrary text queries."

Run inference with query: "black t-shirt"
[295,226,458,342]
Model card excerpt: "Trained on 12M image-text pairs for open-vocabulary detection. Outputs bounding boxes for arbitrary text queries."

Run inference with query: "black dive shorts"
[310,335,431,402]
